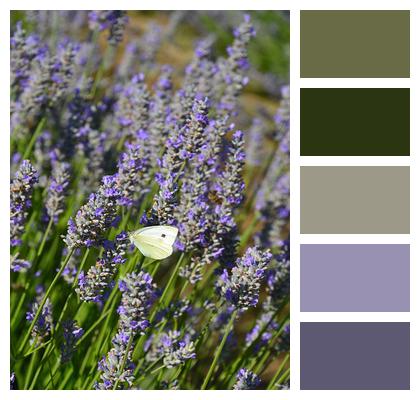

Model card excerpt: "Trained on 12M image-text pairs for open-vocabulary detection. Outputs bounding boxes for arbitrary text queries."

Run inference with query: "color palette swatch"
[301,244,410,312]
[300,322,410,389]
[300,10,410,77]
[299,10,411,390]
[300,88,410,156]
[300,166,410,234]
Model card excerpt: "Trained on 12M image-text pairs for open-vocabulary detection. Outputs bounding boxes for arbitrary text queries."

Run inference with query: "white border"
[2,1,419,399]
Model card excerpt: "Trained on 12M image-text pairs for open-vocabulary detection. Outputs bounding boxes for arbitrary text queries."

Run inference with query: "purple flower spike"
[10,160,38,247]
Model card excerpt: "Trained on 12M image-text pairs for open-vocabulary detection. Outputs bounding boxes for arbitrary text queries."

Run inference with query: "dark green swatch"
[300,88,410,156]
[301,10,410,78]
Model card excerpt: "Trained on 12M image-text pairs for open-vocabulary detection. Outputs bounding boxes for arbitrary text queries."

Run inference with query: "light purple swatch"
[301,244,410,312]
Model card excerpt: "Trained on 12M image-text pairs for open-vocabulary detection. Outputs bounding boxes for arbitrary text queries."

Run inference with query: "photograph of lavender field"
[10,10,290,390]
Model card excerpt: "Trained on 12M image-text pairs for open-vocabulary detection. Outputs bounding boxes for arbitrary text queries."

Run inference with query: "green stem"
[201,310,237,389]
[11,281,29,329]
[24,352,38,389]
[28,346,55,389]
[267,353,290,390]
[159,253,185,308]
[22,117,46,160]
[53,248,90,335]
[76,310,111,346]
[18,248,75,355]
[112,332,134,390]
[37,218,54,257]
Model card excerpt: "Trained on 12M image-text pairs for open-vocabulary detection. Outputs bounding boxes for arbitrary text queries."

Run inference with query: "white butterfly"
[128,225,179,260]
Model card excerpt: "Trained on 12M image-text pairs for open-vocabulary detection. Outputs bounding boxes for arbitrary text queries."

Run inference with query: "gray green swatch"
[301,10,410,78]
[300,166,410,234]
[300,88,410,156]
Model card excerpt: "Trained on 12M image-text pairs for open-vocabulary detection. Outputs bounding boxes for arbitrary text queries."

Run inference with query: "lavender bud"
[77,232,129,303]
[233,368,261,390]
[64,174,121,249]
[264,258,290,312]
[115,73,150,143]
[245,118,266,166]
[61,247,81,284]
[18,42,78,123]
[273,85,290,142]
[88,11,128,45]
[96,270,157,389]
[116,143,147,207]
[26,294,53,346]
[10,254,31,272]
[10,160,38,247]
[45,161,70,223]
[10,372,17,389]
[218,247,272,311]
[145,330,196,368]
[245,312,279,352]
[10,22,40,89]
[60,320,84,364]
[139,22,162,66]
[117,270,157,333]
[218,14,255,114]
[95,332,135,389]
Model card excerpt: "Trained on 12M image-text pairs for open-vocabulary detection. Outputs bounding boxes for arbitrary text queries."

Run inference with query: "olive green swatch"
[301,166,410,234]
[301,10,410,78]
[300,88,410,156]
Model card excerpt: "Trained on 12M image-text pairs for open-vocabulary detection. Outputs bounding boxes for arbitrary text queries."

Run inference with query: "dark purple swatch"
[301,244,410,312]
[300,322,410,390]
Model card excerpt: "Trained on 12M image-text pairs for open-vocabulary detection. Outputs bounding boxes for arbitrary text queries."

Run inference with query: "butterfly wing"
[130,226,178,260]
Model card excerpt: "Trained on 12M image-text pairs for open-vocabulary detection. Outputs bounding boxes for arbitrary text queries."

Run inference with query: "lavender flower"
[61,86,94,158]
[264,258,290,312]
[10,372,17,390]
[61,247,81,284]
[245,312,279,352]
[96,333,136,389]
[61,320,84,363]
[77,232,129,303]
[88,11,128,45]
[17,42,78,123]
[75,125,107,193]
[173,38,214,122]
[10,22,41,90]
[148,66,173,159]
[45,160,70,223]
[10,160,38,247]
[117,270,157,333]
[218,14,255,114]
[256,132,290,253]
[26,293,53,346]
[10,254,31,272]
[147,97,209,226]
[96,270,157,389]
[273,85,290,142]
[139,22,162,66]
[64,174,121,249]
[233,368,261,390]
[115,73,150,143]
[161,331,196,368]
[217,130,245,207]
[218,247,272,311]
[245,118,266,166]
[179,124,245,281]
[115,143,146,207]
[208,129,245,268]
[145,330,196,368]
